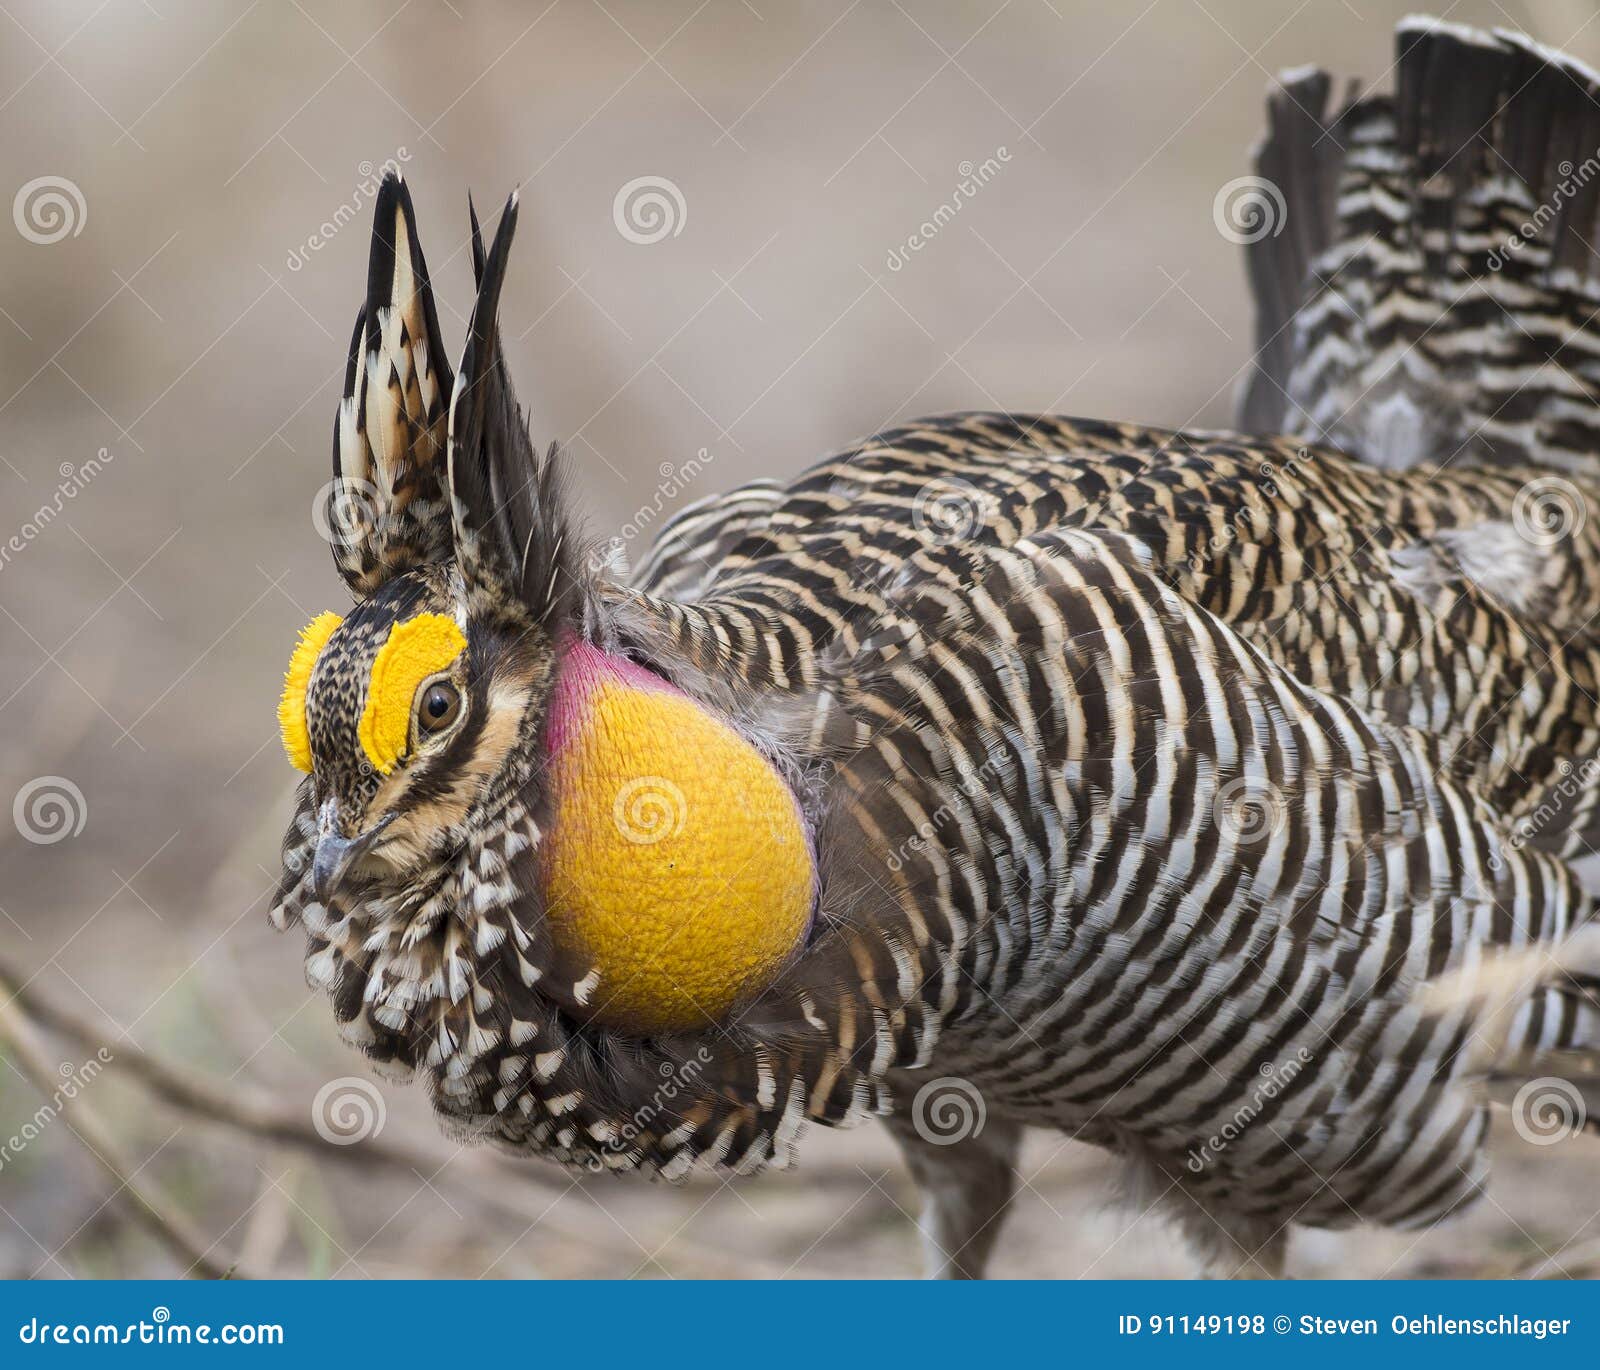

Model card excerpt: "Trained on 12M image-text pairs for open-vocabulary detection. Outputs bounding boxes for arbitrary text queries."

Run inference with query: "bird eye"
[416,680,461,735]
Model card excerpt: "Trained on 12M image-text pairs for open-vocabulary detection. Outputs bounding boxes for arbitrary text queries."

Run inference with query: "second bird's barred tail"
[1239,16,1600,475]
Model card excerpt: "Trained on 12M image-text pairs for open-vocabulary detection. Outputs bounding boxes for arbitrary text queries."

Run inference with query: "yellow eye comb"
[279,611,344,772]
[357,612,467,775]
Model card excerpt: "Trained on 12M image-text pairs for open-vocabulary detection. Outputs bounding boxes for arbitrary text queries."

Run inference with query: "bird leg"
[1164,1182,1290,1278]
[885,1112,1023,1279]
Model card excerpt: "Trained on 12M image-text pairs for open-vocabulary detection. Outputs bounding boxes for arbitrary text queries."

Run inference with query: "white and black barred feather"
[1241,17,1600,475]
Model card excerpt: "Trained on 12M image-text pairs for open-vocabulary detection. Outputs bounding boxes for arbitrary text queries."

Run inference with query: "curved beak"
[311,797,394,905]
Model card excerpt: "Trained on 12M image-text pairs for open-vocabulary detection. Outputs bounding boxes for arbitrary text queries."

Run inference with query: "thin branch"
[0,953,490,1182]
[0,990,254,1279]
[0,956,790,1276]
[1520,1236,1600,1279]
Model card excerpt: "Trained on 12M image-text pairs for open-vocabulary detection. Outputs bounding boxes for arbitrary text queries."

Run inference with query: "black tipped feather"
[448,191,583,628]
[330,170,456,595]
[365,171,453,412]
[468,193,486,287]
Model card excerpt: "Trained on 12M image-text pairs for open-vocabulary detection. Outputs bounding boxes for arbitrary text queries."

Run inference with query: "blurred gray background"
[2,0,1599,1278]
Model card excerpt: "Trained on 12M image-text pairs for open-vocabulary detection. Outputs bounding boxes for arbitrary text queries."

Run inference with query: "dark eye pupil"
[419,682,459,733]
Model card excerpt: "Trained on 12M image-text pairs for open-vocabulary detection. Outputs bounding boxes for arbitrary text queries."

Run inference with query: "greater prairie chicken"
[273,16,1600,1278]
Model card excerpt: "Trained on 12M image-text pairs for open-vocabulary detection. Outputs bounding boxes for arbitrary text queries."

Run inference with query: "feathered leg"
[1168,1186,1289,1278]
[885,1114,1022,1279]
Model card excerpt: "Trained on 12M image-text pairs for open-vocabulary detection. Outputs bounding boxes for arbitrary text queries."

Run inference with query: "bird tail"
[1237,16,1600,475]
[1427,930,1600,1142]
[1491,978,1600,1144]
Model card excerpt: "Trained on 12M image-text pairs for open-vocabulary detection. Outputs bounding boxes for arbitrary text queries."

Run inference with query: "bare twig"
[237,1153,297,1272]
[0,990,254,1279]
[0,956,789,1276]
[0,953,487,1182]
[1519,1236,1600,1279]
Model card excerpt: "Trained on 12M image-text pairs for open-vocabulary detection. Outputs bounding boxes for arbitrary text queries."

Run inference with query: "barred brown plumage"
[1240,18,1600,475]
[271,15,1600,1279]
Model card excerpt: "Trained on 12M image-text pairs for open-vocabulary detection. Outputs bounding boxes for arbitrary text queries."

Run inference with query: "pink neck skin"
[544,637,820,935]
[543,638,683,757]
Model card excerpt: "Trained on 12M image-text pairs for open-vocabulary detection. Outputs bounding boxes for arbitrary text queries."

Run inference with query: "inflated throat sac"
[540,641,814,1035]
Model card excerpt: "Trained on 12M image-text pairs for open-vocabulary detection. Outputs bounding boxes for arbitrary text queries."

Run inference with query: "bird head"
[278,564,548,906]
[272,174,815,1069]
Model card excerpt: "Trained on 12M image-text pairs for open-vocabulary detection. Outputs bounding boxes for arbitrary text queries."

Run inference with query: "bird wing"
[832,524,1600,1218]
[603,516,1600,1201]
[631,478,786,599]
[637,412,1600,857]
